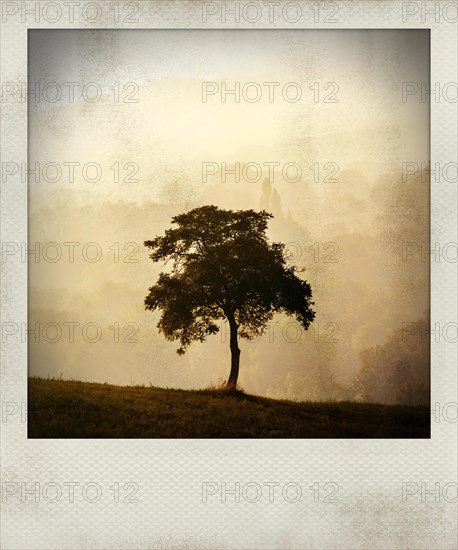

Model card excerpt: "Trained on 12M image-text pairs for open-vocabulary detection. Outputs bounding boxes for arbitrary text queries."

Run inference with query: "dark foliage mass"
[354,315,429,406]
[145,205,315,387]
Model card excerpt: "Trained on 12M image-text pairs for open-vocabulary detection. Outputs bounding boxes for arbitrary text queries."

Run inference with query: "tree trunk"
[227,314,240,389]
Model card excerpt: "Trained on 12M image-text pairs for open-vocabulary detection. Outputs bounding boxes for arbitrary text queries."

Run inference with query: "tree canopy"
[145,205,315,387]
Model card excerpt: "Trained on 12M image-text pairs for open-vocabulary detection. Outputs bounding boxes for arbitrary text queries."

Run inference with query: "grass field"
[28,377,430,438]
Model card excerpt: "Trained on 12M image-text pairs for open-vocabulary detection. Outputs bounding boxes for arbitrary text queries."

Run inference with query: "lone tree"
[144,205,315,388]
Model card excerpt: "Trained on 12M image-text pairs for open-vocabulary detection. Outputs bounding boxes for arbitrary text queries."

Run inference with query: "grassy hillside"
[28,377,430,438]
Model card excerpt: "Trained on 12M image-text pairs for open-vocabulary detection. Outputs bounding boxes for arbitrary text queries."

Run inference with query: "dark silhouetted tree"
[144,205,315,388]
[353,314,429,405]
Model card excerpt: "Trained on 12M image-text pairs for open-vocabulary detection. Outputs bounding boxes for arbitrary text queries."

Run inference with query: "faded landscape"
[27,30,430,437]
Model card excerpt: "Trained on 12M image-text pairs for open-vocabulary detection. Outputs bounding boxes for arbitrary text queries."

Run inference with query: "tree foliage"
[144,205,315,366]
[353,314,429,405]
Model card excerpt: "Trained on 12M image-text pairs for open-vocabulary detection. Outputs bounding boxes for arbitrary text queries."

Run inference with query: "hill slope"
[28,378,430,438]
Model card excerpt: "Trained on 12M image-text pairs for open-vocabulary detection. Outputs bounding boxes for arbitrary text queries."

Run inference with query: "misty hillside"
[28,378,430,438]
[27,31,430,406]
[28,168,429,406]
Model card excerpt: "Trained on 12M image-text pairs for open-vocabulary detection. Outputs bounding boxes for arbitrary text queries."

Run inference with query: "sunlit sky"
[29,29,429,207]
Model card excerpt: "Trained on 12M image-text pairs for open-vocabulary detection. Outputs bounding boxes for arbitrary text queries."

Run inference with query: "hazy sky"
[29,29,429,206]
[28,30,430,402]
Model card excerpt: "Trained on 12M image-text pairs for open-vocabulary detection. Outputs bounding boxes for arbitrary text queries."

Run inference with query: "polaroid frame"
[1,1,457,548]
